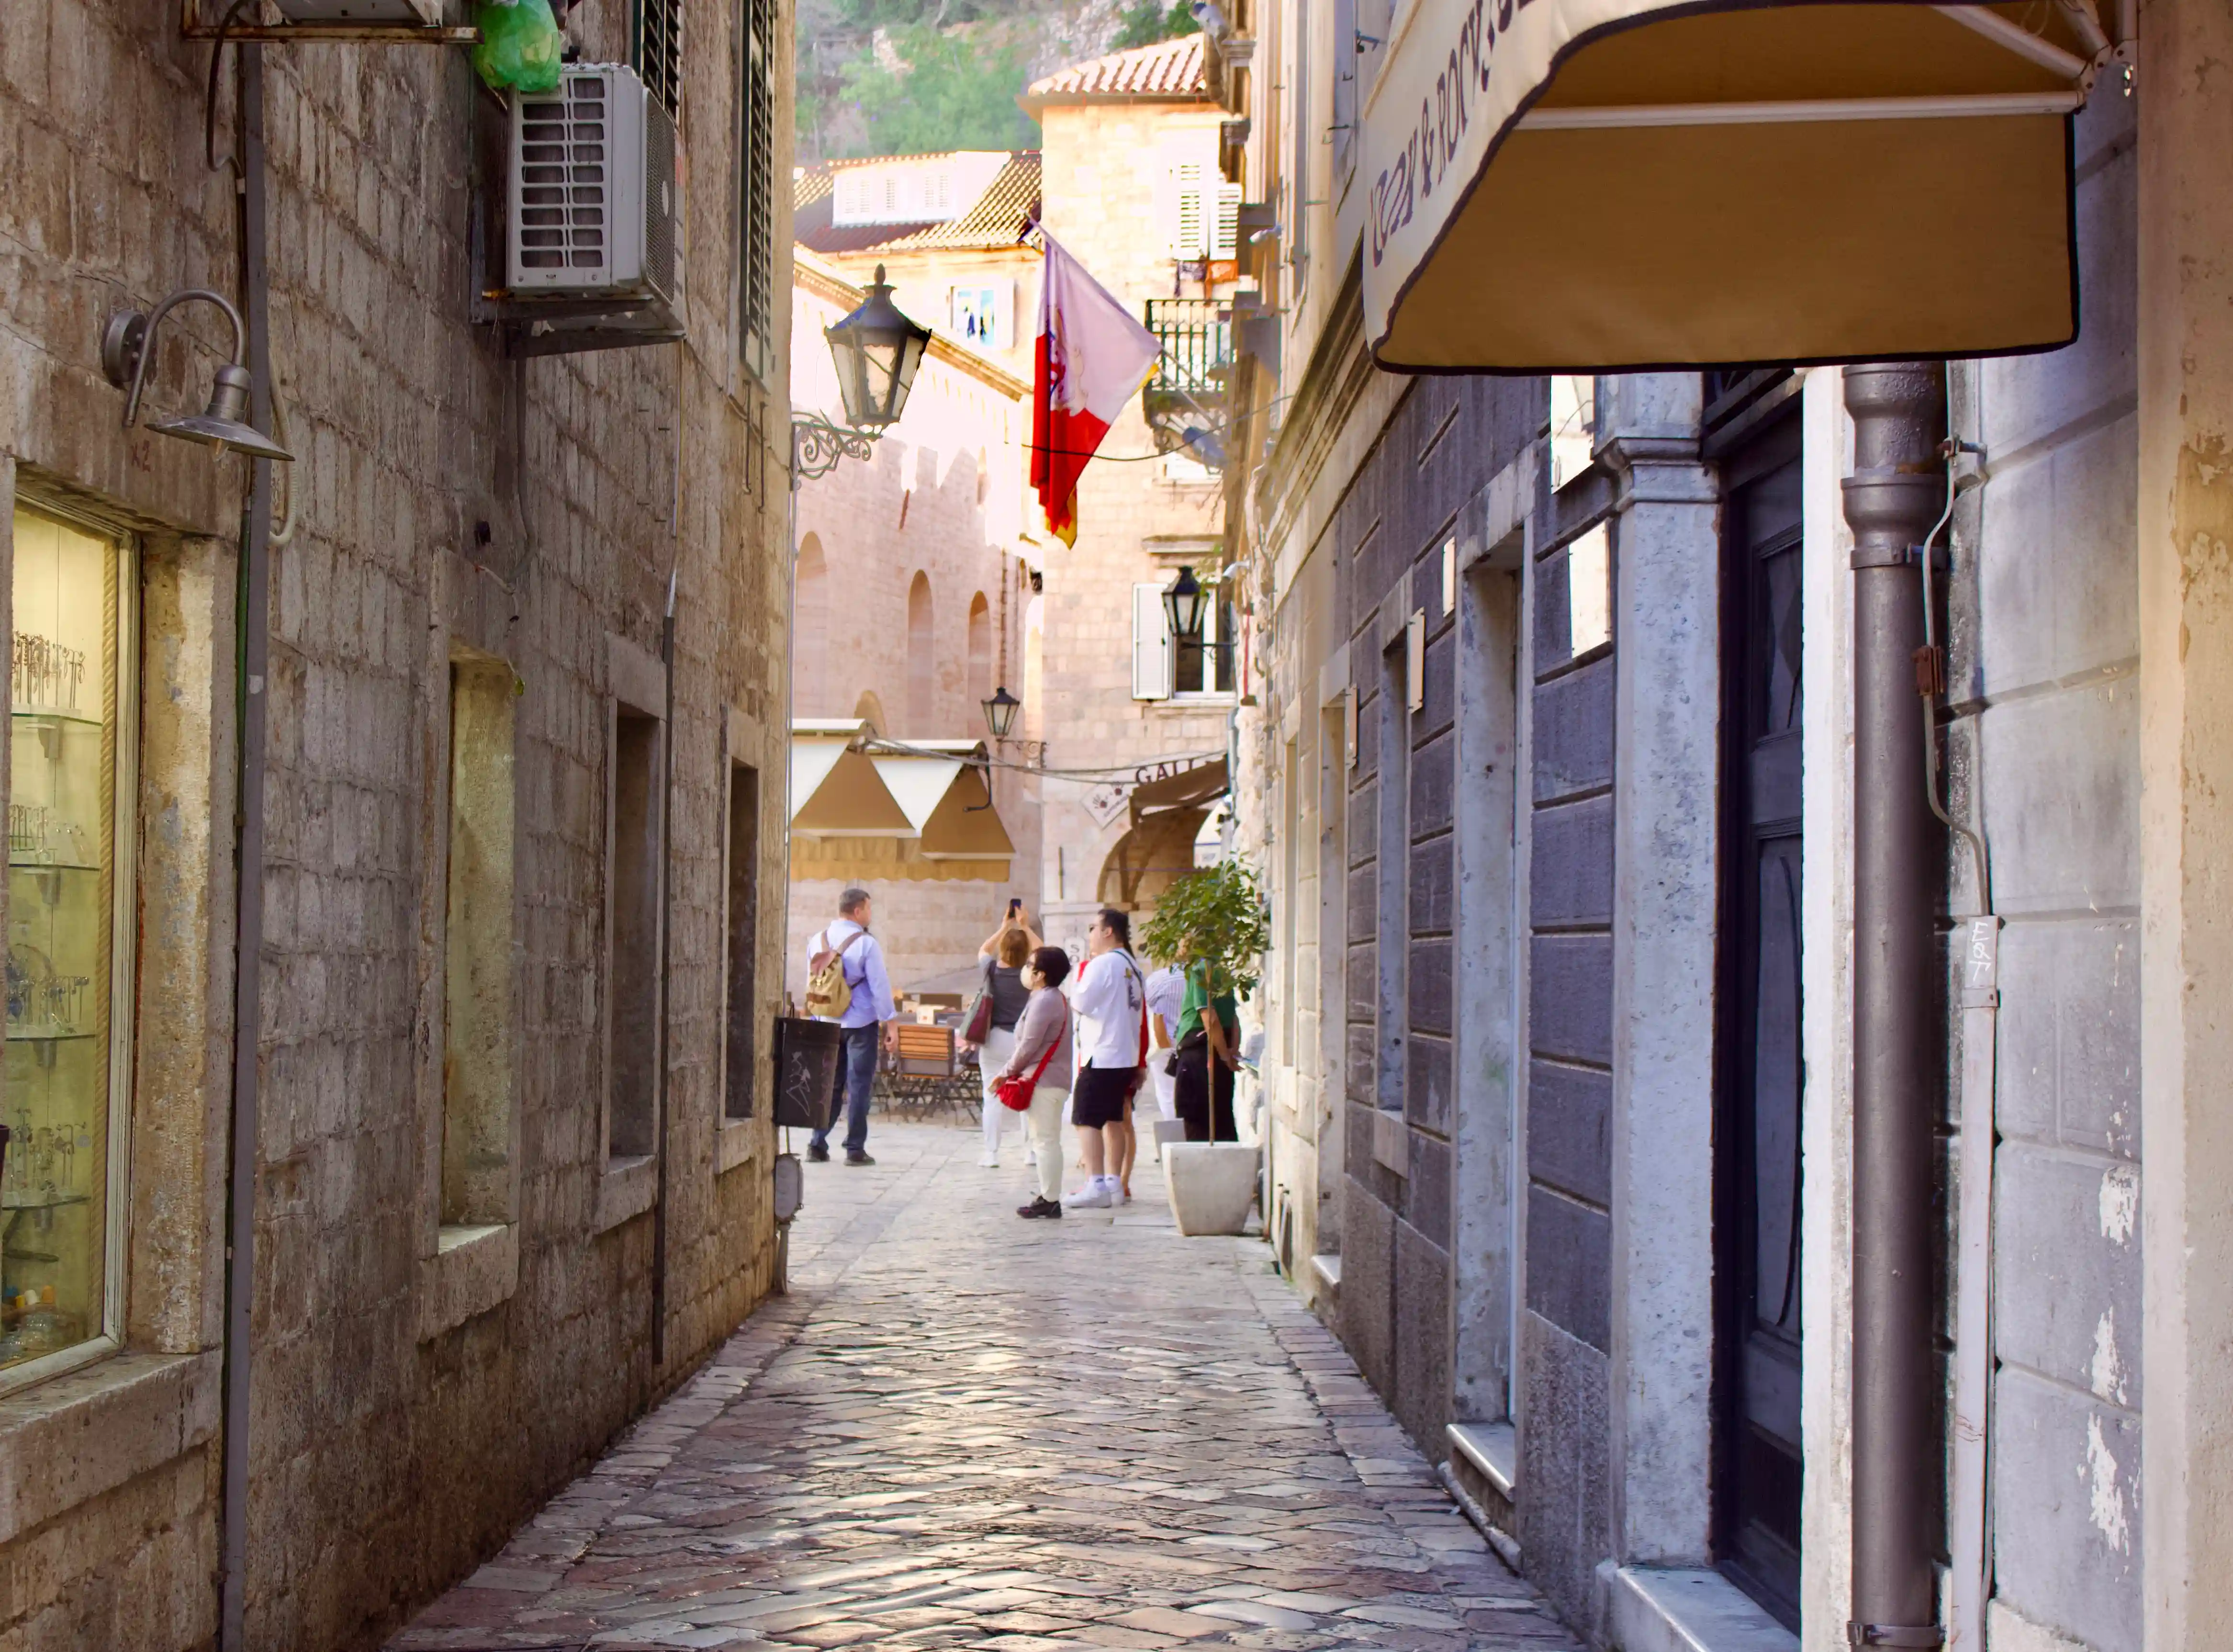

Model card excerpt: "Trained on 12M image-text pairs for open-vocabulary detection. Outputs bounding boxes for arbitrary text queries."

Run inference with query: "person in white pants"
[967,916,1038,1166]
[1143,958,1185,1157]
[994,947,1075,1218]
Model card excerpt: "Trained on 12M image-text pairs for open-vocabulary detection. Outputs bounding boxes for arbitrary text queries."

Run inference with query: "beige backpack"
[804,927,864,1020]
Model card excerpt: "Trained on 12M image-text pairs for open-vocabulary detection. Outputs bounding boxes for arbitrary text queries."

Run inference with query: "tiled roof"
[1024,34,1208,103]
[793,151,1042,256]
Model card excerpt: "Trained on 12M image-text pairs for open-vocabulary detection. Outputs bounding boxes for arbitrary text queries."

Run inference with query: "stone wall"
[1952,88,2142,1652]
[1033,96,1233,944]
[0,4,793,1648]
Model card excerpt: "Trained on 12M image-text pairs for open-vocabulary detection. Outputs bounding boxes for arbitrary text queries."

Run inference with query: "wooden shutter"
[738,0,774,381]
[1171,161,1206,258]
[1132,583,1172,701]
[636,0,684,120]
[1213,184,1243,258]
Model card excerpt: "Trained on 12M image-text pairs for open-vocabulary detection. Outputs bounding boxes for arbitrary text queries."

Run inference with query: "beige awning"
[789,727,1014,876]
[1362,1,2105,371]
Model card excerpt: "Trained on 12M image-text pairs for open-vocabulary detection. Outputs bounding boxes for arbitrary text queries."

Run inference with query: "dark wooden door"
[1717,426,1805,1627]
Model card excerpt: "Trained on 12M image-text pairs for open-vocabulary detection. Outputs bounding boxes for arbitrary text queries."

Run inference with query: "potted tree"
[1140,858,1268,1236]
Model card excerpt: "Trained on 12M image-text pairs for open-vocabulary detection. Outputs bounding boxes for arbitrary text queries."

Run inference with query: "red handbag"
[996,1031,1060,1112]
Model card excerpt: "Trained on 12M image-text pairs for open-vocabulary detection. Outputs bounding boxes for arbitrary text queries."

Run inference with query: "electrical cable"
[857,733,1224,782]
[1917,377,1992,915]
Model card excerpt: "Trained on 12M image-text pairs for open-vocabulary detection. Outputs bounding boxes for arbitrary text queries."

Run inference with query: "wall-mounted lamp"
[982,685,1022,742]
[1162,565,1208,641]
[100,289,294,463]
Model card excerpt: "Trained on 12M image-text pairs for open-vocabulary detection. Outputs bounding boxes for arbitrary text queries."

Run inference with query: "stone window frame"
[415,560,527,1342]
[716,702,767,1179]
[0,461,233,1536]
[596,632,667,1233]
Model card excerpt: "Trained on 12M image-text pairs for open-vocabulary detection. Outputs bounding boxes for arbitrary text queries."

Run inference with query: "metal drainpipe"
[219,38,276,1652]
[1841,362,1947,1652]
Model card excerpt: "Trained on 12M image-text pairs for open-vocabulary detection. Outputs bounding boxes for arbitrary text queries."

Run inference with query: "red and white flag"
[1031,229,1161,547]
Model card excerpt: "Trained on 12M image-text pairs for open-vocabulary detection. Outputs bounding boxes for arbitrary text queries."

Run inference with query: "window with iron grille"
[634,0,684,121]
[739,0,776,380]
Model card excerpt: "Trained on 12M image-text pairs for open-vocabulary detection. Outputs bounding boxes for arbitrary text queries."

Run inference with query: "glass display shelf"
[1,1188,89,1212]
[7,859,98,872]
[9,708,101,728]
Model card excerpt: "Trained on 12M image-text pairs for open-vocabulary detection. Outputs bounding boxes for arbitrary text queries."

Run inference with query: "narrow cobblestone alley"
[390,1123,1580,1652]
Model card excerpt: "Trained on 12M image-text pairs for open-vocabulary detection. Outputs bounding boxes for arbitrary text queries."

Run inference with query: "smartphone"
[1008,898,1022,916]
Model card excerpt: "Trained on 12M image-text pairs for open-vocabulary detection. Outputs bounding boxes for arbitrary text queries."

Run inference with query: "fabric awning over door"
[1362,0,2109,371]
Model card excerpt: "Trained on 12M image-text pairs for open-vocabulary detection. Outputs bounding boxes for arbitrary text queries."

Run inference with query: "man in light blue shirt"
[804,887,896,1164]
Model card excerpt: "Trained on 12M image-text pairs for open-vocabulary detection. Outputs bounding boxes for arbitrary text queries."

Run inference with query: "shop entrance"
[1715,399,1806,1627]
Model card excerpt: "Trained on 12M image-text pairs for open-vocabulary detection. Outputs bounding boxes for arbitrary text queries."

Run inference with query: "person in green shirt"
[1172,943,1239,1142]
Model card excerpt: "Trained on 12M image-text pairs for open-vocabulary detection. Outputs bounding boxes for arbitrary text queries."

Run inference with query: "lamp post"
[794,264,933,481]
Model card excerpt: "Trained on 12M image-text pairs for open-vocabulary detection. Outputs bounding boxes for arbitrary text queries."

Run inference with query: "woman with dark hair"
[994,945,1074,1219]
[1064,907,1148,1207]
[965,906,1039,1167]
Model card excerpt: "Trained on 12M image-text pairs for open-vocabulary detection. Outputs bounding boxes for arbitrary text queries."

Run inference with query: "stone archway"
[1095,806,1210,912]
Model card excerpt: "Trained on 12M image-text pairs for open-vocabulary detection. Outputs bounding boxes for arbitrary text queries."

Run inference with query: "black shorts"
[1071,1064,1139,1128]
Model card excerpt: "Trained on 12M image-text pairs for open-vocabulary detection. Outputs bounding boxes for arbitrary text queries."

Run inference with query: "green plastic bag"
[473,0,564,94]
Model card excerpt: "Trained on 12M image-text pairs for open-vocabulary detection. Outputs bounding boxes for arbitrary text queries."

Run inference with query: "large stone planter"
[1165,1142,1258,1236]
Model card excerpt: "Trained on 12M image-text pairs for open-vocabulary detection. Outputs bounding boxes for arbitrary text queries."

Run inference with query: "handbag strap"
[1019,1013,1061,1085]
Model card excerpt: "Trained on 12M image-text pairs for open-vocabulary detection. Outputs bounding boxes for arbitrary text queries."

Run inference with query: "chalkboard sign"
[772,1017,842,1131]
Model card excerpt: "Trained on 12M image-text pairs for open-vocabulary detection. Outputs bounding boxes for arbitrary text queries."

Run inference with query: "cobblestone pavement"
[392,1121,1581,1652]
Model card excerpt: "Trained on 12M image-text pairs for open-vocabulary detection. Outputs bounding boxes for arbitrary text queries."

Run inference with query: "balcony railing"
[1145,299,1230,400]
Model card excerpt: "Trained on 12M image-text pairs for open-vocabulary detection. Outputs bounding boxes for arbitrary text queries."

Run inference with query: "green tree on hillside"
[1111,0,1196,48]
[833,24,1039,157]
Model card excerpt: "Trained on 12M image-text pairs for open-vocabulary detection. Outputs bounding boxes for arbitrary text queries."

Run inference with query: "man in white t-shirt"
[1143,959,1185,1153]
[1064,908,1148,1207]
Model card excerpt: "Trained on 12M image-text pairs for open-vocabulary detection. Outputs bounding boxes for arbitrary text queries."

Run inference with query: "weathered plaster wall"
[0,4,794,1647]
[1947,88,2142,1652]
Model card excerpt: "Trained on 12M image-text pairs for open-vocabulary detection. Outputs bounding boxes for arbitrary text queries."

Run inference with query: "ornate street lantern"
[1162,565,1207,641]
[824,264,932,432]
[982,685,1022,742]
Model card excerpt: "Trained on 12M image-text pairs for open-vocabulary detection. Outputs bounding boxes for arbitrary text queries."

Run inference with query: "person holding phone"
[965,903,1041,1166]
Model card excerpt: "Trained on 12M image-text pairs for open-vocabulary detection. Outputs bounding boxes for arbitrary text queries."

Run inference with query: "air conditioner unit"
[509,64,681,316]
[272,0,441,21]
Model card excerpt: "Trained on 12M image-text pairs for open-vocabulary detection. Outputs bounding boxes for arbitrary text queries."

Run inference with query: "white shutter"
[992,279,1013,348]
[1132,583,1172,700]
[1212,184,1243,258]
[1171,162,1206,258]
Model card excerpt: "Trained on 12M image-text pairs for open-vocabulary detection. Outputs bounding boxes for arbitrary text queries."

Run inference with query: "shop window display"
[2,507,134,1383]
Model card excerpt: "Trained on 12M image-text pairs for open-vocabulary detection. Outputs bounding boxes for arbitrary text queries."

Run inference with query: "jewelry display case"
[2,509,133,1381]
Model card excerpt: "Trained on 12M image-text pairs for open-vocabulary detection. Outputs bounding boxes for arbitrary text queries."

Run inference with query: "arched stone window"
[795,534,828,716]
[907,571,934,733]
[966,591,991,711]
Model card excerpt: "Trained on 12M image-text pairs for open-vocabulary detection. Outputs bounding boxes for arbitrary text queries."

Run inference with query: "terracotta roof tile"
[1025,34,1208,102]
[793,152,1042,256]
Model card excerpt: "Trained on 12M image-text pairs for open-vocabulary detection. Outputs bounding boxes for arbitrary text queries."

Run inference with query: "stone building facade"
[1217,3,2171,1652]
[1022,34,1239,950]
[0,2,792,1648]
[786,248,1040,994]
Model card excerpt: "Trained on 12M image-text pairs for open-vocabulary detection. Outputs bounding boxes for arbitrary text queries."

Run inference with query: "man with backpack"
[803,888,896,1165]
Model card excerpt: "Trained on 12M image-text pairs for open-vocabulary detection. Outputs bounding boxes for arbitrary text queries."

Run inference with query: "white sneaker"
[1025,1147,1038,1166]
[1063,1180,1113,1209]
[977,1153,999,1169]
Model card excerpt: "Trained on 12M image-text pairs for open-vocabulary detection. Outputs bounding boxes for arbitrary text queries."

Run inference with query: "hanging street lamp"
[795,265,934,481]
[981,685,1022,742]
